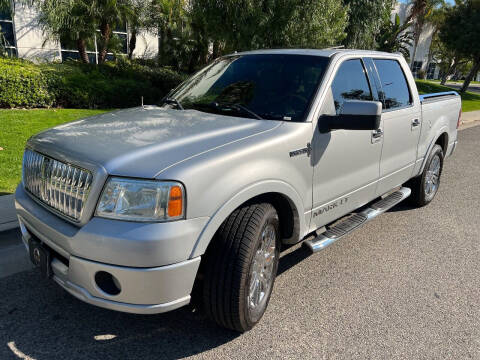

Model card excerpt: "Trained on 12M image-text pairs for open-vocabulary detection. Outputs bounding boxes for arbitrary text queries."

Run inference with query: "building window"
[60,23,128,63]
[412,61,423,78]
[426,63,436,80]
[0,5,17,57]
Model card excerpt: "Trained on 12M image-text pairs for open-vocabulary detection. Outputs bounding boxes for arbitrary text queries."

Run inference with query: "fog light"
[95,271,121,296]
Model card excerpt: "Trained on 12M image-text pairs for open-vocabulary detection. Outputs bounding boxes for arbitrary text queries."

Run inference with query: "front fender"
[189,180,306,258]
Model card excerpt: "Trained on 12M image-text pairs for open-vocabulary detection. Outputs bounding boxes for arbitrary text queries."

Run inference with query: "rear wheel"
[407,144,444,207]
[203,203,280,332]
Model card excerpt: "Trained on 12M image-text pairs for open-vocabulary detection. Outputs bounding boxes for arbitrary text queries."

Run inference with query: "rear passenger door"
[372,58,421,195]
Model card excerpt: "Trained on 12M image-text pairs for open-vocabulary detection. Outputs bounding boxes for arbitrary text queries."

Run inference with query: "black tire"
[203,203,280,332]
[407,144,444,207]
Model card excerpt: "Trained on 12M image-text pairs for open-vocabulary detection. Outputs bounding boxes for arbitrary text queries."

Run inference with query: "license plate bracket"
[28,239,52,278]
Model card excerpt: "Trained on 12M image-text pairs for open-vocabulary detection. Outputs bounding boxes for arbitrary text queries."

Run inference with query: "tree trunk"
[441,58,457,85]
[158,26,166,65]
[460,57,480,94]
[440,72,448,85]
[410,34,419,72]
[128,28,137,60]
[212,40,221,60]
[98,22,112,64]
[76,38,90,64]
[424,30,438,80]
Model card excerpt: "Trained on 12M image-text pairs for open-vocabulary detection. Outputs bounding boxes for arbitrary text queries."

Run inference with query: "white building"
[1,1,159,63]
[393,2,441,79]
[393,2,480,82]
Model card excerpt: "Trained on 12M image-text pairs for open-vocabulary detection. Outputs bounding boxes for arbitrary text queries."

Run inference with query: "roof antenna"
[326,45,345,50]
[141,96,144,109]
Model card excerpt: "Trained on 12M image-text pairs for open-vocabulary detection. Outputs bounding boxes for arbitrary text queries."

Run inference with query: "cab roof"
[234,48,401,58]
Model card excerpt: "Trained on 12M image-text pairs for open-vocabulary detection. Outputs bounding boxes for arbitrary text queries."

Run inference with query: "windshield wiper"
[161,97,184,110]
[226,103,263,120]
[203,102,263,120]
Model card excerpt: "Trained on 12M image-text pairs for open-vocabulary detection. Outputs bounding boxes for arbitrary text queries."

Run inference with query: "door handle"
[412,118,420,128]
[371,128,383,143]
[372,129,384,138]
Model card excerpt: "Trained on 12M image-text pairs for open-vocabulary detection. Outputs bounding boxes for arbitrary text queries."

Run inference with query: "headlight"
[96,178,185,222]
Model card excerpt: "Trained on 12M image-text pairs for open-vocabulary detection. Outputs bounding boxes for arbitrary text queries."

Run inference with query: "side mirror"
[319,100,382,133]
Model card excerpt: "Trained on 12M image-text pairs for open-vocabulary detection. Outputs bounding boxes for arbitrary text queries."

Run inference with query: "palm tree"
[377,14,414,59]
[406,0,444,71]
[90,0,134,64]
[423,2,447,78]
[35,0,96,63]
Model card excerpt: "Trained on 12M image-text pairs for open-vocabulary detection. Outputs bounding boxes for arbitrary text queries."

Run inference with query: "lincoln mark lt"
[16,49,461,331]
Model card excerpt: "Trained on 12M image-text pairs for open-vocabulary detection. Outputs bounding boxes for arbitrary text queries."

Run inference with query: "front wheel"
[407,144,444,207]
[203,203,280,332]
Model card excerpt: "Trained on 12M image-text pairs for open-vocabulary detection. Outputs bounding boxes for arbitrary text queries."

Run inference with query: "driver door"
[310,58,383,230]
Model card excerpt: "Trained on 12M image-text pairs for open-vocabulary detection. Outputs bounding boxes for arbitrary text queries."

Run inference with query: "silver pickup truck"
[15,49,461,332]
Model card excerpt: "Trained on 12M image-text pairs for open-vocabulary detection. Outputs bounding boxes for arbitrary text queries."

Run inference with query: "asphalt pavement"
[0,125,479,359]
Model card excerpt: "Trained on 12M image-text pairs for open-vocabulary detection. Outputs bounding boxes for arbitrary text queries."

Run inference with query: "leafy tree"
[376,14,414,59]
[439,0,480,93]
[343,0,395,49]
[189,0,348,58]
[150,0,196,70]
[429,33,465,84]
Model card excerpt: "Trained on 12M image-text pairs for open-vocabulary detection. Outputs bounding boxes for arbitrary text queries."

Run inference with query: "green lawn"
[415,80,480,112]
[428,79,480,85]
[0,109,109,195]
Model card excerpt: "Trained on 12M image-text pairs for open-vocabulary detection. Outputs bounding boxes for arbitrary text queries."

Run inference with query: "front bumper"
[15,185,208,314]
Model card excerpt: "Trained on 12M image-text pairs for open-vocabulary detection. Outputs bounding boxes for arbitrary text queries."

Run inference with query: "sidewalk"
[460,110,480,129]
[0,195,17,232]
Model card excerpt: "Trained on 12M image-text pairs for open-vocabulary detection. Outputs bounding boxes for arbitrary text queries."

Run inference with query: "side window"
[374,59,412,110]
[331,59,373,114]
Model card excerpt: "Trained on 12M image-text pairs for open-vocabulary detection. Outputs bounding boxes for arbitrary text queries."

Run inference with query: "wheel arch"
[435,132,449,155]
[189,181,306,259]
[418,129,449,175]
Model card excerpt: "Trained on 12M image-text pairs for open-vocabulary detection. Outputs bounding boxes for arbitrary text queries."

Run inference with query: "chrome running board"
[304,187,411,253]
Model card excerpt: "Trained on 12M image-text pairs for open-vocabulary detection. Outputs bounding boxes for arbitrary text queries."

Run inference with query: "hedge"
[0,57,186,109]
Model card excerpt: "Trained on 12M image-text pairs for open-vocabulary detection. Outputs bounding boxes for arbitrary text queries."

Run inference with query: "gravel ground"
[0,126,479,359]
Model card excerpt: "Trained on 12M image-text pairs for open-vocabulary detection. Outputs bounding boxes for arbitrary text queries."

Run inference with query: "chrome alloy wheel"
[425,154,441,197]
[247,224,276,317]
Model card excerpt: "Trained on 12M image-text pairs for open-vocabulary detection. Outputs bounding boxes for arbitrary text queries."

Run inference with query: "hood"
[28,106,280,178]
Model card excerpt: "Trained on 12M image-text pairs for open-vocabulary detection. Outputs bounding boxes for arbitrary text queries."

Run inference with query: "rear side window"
[331,59,373,114]
[374,59,412,110]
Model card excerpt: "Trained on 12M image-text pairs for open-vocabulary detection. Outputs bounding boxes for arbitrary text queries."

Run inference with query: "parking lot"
[0,125,479,359]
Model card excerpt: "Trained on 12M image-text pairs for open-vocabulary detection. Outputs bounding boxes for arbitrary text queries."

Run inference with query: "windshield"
[164,54,330,122]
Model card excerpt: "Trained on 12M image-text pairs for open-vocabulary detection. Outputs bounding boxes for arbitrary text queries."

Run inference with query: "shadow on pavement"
[277,245,311,276]
[386,201,417,213]
[0,270,239,360]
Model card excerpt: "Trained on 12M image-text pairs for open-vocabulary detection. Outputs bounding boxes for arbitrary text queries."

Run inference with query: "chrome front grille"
[22,149,93,221]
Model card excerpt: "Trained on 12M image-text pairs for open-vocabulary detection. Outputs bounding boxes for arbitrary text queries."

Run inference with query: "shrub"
[0,57,186,109]
[0,58,56,108]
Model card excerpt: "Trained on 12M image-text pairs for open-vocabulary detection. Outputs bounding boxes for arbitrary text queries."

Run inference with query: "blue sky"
[398,0,454,2]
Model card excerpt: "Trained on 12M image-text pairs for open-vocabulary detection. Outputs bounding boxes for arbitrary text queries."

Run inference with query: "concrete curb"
[0,195,18,232]
[460,110,480,130]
